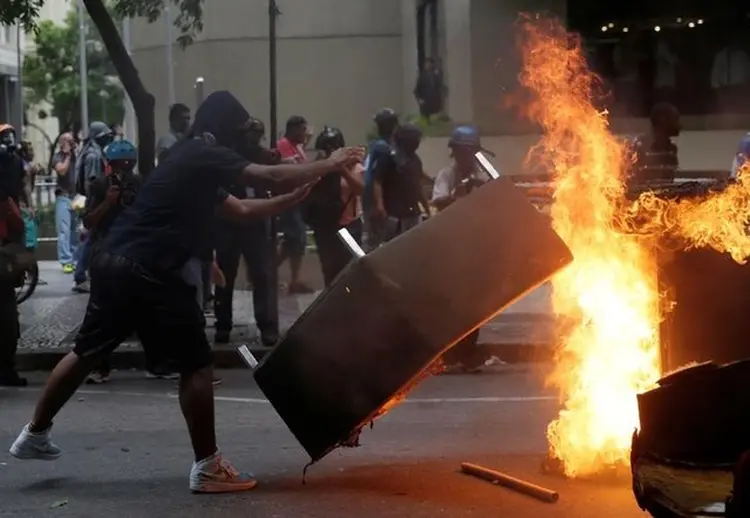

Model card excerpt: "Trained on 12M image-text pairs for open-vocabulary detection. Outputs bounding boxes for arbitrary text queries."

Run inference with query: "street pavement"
[17,260,556,369]
[0,367,649,518]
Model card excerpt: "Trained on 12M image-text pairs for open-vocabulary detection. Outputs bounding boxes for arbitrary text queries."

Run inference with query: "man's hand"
[329,147,365,172]
[105,185,120,204]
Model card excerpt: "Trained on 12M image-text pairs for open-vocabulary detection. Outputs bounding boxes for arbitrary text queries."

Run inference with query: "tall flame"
[517,18,662,477]
[518,17,750,478]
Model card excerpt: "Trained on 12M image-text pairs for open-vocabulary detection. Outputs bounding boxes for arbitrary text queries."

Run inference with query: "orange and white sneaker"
[189,451,257,494]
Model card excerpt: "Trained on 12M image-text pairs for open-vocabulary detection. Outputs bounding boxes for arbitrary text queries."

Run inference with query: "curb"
[16,341,554,372]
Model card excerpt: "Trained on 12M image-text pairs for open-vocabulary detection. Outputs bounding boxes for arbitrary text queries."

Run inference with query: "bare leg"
[29,352,95,433]
[289,254,303,286]
[178,365,217,461]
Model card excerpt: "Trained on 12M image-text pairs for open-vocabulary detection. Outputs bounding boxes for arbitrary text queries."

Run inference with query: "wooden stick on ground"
[460,462,560,504]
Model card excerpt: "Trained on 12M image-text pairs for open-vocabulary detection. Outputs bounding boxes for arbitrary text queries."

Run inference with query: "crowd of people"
[0,87,512,493]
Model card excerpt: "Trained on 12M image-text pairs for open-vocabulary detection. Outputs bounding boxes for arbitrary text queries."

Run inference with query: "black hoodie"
[100,91,252,271]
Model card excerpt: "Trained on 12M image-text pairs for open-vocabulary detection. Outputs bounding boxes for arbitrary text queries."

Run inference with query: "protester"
[414,57,446,120]
[52,133,78,274]
[630,102,681,184]
[8,91,364,493]
[303,126,365,286]
[80,139,141,384]
[371,122,430,242]
[363,108,399,250]
[0,124,27,387]
[157,103,191,163]
[213,117,280,346]
[431,125,498,374]
[276,115,313,294]
[72,121,114,293]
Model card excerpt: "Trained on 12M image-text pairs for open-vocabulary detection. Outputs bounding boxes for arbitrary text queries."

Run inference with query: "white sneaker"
[189,451,257,494]
[9,424,63,460]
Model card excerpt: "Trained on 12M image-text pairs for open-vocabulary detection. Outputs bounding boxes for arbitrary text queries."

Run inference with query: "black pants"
[213,220,277,334]
[74,253,212,373]
[441,329,483,369]
[313,219,363,287]
[0,281,20,375]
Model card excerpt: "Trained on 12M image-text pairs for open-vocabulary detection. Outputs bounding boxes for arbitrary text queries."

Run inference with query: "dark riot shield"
[254,176,573,463]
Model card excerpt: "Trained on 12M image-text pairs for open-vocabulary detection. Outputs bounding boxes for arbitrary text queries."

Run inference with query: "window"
[571,2,750,120]
[3,25,11,45]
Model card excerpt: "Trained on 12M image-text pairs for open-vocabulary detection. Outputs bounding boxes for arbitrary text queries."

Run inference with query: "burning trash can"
[628,178,750,517]
[254,172,573,464]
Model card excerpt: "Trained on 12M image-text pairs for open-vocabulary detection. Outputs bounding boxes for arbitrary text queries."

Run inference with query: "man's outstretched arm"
[240,147,364,191]
[217,185,313,222]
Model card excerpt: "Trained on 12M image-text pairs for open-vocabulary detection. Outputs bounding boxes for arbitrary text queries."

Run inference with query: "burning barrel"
[629,177,750,517]
[254,175,573,464]
[627,177,750,372]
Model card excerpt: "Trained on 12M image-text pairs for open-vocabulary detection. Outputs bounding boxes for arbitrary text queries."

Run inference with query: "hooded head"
[191,91,251,151]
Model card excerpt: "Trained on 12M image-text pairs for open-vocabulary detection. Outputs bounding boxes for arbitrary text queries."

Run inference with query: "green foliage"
[0,0,45,30]
[1,1,206,47]
[365,112,454,143]
[23,8,125,127]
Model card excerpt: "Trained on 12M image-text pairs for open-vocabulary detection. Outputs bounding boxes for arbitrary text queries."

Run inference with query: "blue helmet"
[449,125,481,150]
[104,139,137,164]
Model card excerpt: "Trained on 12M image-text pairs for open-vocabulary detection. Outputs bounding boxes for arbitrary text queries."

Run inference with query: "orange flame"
[517,18,661,477]
[517,17,750,477]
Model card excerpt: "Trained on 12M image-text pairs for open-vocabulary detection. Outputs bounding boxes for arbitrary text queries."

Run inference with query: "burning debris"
[517,16,750,481]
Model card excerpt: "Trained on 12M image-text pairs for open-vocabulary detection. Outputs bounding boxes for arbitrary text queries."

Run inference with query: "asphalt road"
[0,368,649,518]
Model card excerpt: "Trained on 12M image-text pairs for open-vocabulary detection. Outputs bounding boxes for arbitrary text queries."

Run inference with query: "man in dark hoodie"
[8,91,364,494]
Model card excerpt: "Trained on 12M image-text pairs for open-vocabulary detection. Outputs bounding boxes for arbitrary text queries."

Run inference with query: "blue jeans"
[55,196,78,264]
[73,237,91,284]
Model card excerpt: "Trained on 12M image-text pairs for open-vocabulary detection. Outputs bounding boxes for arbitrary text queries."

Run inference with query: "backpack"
[300,172,349,230]
[363,139,391,213]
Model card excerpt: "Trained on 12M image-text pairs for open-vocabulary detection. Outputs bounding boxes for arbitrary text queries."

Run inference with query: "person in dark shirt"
[213,117,280,346]
[630,102,681,185]
[9,90,364,494]
[372,123,429,242]
[363,108,399,250]
[0,124,26,387]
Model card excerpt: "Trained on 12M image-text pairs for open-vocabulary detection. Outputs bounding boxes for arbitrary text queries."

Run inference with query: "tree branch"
[82,0,156,176]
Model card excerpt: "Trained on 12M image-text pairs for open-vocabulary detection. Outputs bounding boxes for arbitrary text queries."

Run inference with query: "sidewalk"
[16,261,555,371]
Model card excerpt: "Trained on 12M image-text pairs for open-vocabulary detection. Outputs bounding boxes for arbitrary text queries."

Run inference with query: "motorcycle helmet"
[314,126,345,153]
[0,124,20,156]
[448,125,481,151]
[104,139,138,170]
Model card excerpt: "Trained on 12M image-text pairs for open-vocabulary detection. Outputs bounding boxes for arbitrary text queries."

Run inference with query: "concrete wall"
[130,0,403,142]
[418,130,744,178]
[469,0,566,133]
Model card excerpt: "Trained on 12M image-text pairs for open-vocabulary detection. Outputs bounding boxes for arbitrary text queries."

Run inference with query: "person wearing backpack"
[363,108,399,251]
[370,123,430,243]
[303,127,365,286]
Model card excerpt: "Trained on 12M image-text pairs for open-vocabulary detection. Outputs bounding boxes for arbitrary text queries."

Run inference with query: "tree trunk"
[82,0,156,177]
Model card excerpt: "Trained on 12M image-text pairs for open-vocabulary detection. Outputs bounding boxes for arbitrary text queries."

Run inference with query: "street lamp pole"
[78,0,89,137]
[267,0,280,330]
[122,17,137,143]
[165,4,176,106]
[15,23,23,132]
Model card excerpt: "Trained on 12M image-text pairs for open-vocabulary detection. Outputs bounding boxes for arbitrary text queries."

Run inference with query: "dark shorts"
[279,208,307,257]
[73,253,212,372]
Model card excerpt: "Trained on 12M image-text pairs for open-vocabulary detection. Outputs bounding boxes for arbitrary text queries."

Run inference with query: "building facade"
[0,24,22,130]
[129,0,743,173]
[129,0,566,145]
